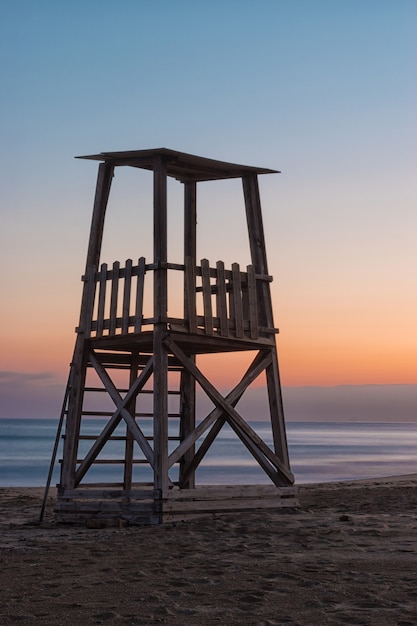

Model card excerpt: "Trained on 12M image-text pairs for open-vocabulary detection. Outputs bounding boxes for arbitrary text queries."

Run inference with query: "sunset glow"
[1,2,416,420]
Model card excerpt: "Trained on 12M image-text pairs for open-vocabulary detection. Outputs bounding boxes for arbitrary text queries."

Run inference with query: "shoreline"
[1,476,417,624]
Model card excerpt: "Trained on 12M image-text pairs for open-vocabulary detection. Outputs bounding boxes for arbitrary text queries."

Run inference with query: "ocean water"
[1,418,417,488]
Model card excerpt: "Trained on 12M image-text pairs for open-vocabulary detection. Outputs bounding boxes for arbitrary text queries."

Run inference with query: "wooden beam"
[265,349,290,467]
[184,180,197,265]
[180,180,197,487]
[60,162,115,491]
[242,173,291,470]
[153,154,169,491]
[85,162,114,271]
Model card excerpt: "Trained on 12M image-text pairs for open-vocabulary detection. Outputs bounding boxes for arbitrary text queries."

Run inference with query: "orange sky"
[1,3,416,421]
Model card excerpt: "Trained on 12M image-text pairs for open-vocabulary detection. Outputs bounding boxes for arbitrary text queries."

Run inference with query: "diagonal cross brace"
[165,337,294,485]
[168,350,272,470]
[74,351,155,485]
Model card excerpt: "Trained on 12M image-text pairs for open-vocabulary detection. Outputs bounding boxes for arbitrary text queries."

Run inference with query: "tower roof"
[76,148,279,182]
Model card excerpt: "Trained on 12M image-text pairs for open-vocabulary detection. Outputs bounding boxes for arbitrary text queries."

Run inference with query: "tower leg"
[243,173,291,473]
[152,155,169,492]
[179,367,196,488]
[59,162,114,492]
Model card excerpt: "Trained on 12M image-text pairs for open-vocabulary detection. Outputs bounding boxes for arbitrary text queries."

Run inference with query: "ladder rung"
[63,435,181,441]
[72,459,151,465]
[81,411,116,416]
[83,388,181,394]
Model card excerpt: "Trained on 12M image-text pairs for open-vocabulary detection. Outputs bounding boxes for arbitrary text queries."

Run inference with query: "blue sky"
[0,1,416,419]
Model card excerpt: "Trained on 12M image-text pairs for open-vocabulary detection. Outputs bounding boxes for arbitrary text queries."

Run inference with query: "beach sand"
[1,477,416,625]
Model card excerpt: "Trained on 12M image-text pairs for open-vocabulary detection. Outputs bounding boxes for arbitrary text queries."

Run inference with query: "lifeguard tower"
[53,148,296,524]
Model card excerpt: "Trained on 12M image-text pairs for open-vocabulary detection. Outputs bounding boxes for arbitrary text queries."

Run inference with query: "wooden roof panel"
[76,148,279,181]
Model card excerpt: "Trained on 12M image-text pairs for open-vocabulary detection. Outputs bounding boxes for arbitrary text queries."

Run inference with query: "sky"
[0,0,416,421]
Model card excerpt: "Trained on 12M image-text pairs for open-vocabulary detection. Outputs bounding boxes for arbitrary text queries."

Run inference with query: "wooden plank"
[184,256,197,333]
[122,259,133,334]
[109,260,120,336]
[231,263,244,338]
[96,263,108,338]
[57,488,155,499]
[134,257,145,333]
[216,260,228,336]
[201,258,213,335]
[55,512,160,525]
[162,484,297,499]
[162,498,297,513]
[247,264,258,339]
[164,338,294,485]
[55,500,154,513]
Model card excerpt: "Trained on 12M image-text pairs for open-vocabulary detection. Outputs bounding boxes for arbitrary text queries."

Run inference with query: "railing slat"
[216,260,228,337]
[201,258,213,335]
[109,261,120,336]
[122,259,132,334]
[232,263,244,338]
[96,263,108,338]
[247,264,258,339]
[135,257,146,333]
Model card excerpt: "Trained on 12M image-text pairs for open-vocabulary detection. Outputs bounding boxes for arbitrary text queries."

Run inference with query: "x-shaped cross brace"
[74,350,155,486]
[165,337,294,486]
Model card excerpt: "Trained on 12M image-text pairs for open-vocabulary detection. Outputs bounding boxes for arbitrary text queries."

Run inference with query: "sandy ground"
[1,477,417,625]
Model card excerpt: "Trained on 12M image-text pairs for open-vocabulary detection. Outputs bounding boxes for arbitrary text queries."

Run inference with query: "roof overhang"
[76,148,280,182]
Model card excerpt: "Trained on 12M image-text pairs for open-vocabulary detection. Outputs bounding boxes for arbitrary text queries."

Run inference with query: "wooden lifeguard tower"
[53,148,296,524]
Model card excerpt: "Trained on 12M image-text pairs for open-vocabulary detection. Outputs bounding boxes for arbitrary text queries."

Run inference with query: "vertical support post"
[123,351,139,491]
[60,162,114,491]
[242,173,290,469]
[180,181,197,488]
[153,155,169,492]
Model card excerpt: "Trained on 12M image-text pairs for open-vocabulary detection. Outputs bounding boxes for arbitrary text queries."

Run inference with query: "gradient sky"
[0,1,416,420]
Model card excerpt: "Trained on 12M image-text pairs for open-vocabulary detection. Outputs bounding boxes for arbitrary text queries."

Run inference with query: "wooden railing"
[81,258,275,341]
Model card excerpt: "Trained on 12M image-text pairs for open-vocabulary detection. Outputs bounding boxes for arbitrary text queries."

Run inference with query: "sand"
[1,477,417,625]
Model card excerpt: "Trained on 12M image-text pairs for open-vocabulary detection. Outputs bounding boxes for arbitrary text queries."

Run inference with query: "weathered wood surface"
[84,257,275,342]
[165,337,294,486]
[55,153,292,526]
[55,484,298,525]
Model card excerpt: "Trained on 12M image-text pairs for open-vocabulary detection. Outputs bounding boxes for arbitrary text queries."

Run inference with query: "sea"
[1,418,417,488]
